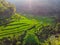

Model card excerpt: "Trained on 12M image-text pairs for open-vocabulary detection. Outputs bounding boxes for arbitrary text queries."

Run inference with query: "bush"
[23,33,40,45]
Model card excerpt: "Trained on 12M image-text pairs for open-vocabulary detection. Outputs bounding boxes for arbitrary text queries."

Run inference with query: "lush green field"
[0,13,58,45]
[0,0,60,45]
[0,13,54,38]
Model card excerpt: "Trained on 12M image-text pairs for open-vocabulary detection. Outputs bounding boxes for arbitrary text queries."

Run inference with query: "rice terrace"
[0,0,60,45]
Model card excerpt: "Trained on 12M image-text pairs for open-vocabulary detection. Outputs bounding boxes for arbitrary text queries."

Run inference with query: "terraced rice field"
[0,14,55,39]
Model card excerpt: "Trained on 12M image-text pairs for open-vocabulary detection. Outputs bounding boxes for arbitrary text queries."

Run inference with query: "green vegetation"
[0,0,60,45]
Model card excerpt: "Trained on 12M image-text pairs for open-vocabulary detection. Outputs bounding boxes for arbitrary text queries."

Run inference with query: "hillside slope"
[0,0,60,45]
[0,13,39,38]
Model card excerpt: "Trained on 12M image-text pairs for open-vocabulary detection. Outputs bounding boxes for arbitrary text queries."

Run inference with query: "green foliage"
[0,0,60,45]
[55,23,60,31]
[42,35,60,45]
[23,33,40,45]
[0,0,16,18]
